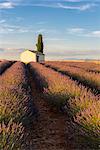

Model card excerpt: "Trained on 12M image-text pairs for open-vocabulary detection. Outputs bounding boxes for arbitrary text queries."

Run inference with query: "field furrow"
[27,69,74,150]
[28,62,100,149]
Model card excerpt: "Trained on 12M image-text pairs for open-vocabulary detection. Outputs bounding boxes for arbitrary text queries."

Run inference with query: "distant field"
[0,60,100,149]
[49,59,100,64]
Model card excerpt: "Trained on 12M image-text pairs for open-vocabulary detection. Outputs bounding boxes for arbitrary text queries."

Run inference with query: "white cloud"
[86,30,100,37]
[0,0,98,11]
[68,28,85,33]
[67,27,100,38]
[0,22,57,34]
[0,23,33,33]
[0,19,6,23]
[0,2,14,9]
[58,3,96,11]
[30,2,96,11]
[91,31,100,37]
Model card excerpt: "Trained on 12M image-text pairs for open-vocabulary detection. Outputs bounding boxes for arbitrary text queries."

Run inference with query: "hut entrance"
[36,55,39,62]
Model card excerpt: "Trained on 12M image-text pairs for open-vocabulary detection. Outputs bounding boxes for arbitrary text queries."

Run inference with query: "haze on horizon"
[0,0,100,60]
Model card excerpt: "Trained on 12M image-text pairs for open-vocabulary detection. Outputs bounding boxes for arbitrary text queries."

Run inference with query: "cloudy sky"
[0,0,100,60]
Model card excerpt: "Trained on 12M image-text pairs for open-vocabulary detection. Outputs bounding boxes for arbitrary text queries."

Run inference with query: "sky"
[0,0,100,60]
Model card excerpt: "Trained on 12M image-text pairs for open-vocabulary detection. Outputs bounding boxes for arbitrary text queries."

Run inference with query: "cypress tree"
[36,34,44,53]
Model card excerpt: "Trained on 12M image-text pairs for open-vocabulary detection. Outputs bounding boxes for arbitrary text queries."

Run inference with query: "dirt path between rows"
[27,72,76,150]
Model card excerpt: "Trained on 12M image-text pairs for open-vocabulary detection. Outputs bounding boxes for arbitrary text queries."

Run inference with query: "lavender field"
[0,60,100,150]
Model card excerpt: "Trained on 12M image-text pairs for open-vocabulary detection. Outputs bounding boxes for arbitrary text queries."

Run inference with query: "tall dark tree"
[36,34,44,53]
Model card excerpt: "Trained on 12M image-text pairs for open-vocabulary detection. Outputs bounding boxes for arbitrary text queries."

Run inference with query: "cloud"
[0,0,98,11]
[0,21,57,34]
[58,3,96,11]
[46,49,100,60]
[90,31,100,37]
[0,47,25,53]
[0,2,14,9]
[0,19,6,23]
[0,23,33,33]
[68,28,85,33]
[30,2,96,11]
[67,27,100,38]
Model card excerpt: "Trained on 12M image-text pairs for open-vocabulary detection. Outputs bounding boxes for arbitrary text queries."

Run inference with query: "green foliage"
[36,34,44,53]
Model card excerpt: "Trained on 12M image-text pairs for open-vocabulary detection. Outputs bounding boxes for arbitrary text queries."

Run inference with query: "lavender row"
[45,62,100,94]
[29,62,100,148]
[65,61,100,73]
[0,60,14,75]
[50,61,100,73]
[0,62,36,149]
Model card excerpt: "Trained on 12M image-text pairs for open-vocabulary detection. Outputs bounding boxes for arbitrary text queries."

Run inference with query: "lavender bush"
[29,62,100,148]
[0,62,36,149]
[45,61,100,94]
